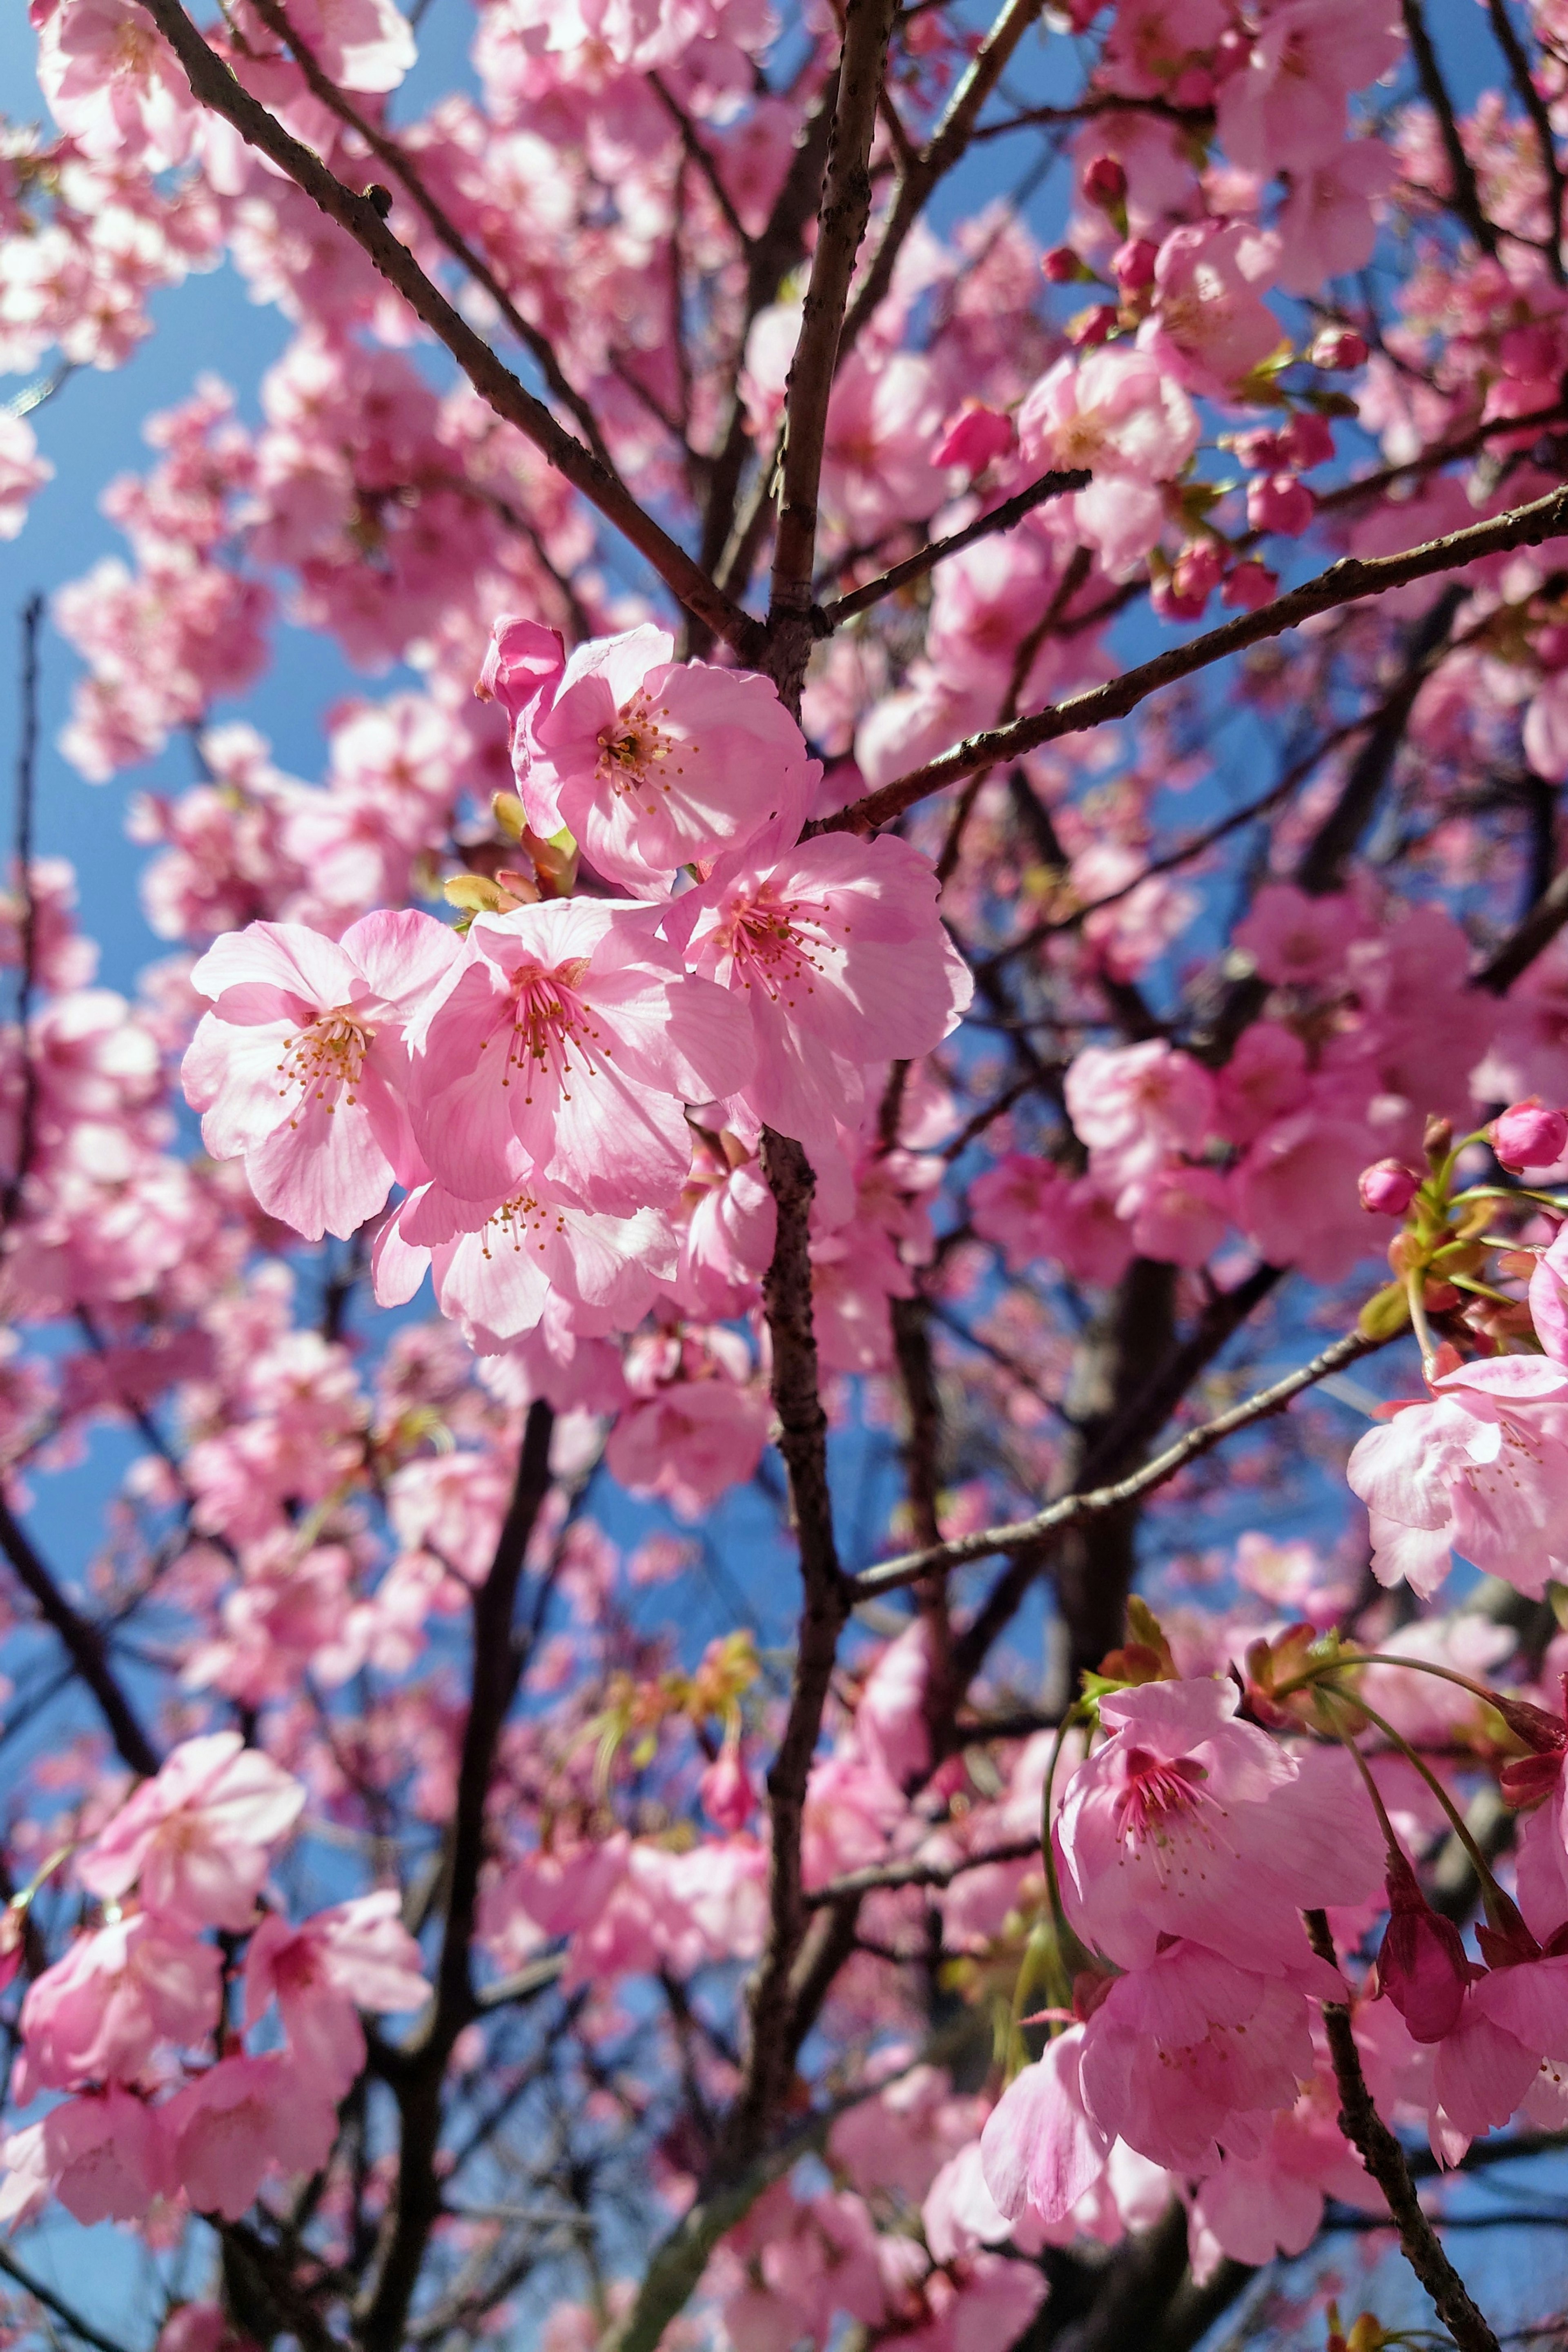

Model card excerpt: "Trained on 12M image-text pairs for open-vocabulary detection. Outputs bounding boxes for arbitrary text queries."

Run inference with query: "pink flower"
[165,2052,339,2219]
[933,401,1015,477]
[605,1361,771,1519]
[1493,1098,1568,1172]
[0,2091,170,2230]
[17,1915,222,2096]
[1274,142,1396,295]
[1077,1941,1336,2172]
[1376,1851,1473,2043]
[662,835,972,1158]
[0,413,52,542]
[237,0,414,90]
[1430,1957,1568,2141]
[1232,882,1362,987]
[77,1731,305,1932]
[1119,1163,1231,1266]
[372,1178,675,1351]
[245,1891,428,2096]
[1140,224,1284,399]
[183,911,461,1241]
[37,0,198,169]
[1063,1040,1215,1190]
[1018,350,1198,573]
[1346,1355,1568,1599]
[1359,1158,1420,1215]
[407,898,753,1211]
[980,2028,1111,2225]
[1232,1111,1380,1282]
[1247,474,1315,538]
[1216,0,1403,175]
[1054,1678,1382,1971]
[503,621,815,896]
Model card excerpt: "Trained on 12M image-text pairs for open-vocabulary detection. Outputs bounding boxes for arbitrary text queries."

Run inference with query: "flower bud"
[1220,561,1278,612]
[1281,411,1335,471]
[1310,327,1368,370]
[1067,303,1119,350]
[1375,1849,1471,2042]
[699,1741,755,1834]
[933,401,1015,476]
[1111,236,1158,292]
[1081,155,1128,209]
[1359,1159,1420,1216]
[1247,472,1315,538]
[1042,244,1087,283]
[1153,542,1224,620]
[1491,1097,1568,1171]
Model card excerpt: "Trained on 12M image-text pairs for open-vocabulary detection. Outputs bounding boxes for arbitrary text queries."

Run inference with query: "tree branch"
[0,2240,136,2352]
[803,1833,1040,1907]
[133,0,765,661]
[1304,1909,1503,2352]
[1476,861,1568,993]
[1402,0,1500,259]
[357,1399,555,2352]
[244,0,620,470]
[820,480,1568,835]
[767,0,898,695]
[817,468,1090,629]
[851,1322,1381,1599]
[0,1490,160,1777]
[2,595,43,1238]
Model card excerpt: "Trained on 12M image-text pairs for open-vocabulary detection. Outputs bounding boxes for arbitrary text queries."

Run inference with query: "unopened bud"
[1110,236,1158,292]
[1042,243,1087,283]
[1376,1849,1472,2041]
[699,1742,754,1834]
[1423,1113,1453,1167]
[1491,1097,1568,1171]
[1080,154,1128,209]
[1359,1159,1420,1216]
[1310,327,1369,371]
[1067,303,1119,349]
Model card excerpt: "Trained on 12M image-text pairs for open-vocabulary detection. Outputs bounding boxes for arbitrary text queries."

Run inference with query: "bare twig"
[0,1491,160,1776]
[1304,1908,1503,2352]
[851,1323,1382,1599]
[822,479,1568,835]
[817,467,1090,629]
[1402,0,1500,258]
[132,0,764,661]
[2,595,43,1237]
[358,1401,556,2352]
[802,1833,1040,1907]
[767,0,898,700]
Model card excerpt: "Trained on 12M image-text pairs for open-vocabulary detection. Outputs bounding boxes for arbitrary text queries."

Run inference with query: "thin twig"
[132,0,764,661]
[817,467,1090,629]
[1402,0,1500,258]
[822,478,1568,835]
[1303,1909,1503,2352]
[851,1323,1383,1598]
[803,1833,1039,1906]
[0,2241,136,2352]
[2,596,43,1236]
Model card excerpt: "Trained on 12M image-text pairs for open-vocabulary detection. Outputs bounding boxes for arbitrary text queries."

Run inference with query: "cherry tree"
[8,0,1568,2347]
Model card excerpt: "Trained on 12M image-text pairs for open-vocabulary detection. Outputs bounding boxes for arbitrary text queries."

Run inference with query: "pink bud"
[699,1742,754,1834]
[1247,473,1315,538]
[1081,155,1128,209]
[1111,236,1158,292]
[1282,411,1335,471]
[1310,327,1368,371]
[1234,427,1288,472]
[1153,543,1224,621]
[1491,1097,1568,1171]
[1376,1851,1471,2042]
[1220,560,1278,612]
[1359,1159,1420,1216]
[933,401,1016,476]
[1067,304,1119,350]
[1042,244,1086,283]
[477,615,565,724]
